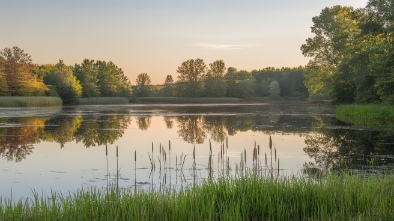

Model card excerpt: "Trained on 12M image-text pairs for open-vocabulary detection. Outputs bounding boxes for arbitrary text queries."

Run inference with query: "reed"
[336,104,394,126]
[1,173,393,221]
[130,97,243,104]
[77,97,129,105]
[0,96,62,107]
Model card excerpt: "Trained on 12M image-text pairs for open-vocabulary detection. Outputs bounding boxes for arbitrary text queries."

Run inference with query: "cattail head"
[269,136,272,149]
[169,140,171,151]
[193,145,195,160]
[116,145,118,157]
[134,150,136,162]
[106,144,108,156]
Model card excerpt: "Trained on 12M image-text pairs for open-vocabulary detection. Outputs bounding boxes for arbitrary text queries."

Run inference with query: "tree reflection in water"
[0,118,46,162]
[304,128,394,174]
[136,117,151,130]
[176,116,206,144]
[163,116,174,129]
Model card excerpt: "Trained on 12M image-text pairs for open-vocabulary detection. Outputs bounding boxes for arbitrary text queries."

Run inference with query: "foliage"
[204,60,227,97]
[162,75,175,96]
[176,58,206,97]
[42,61,82,104]
[268,80,281,98]
[0,46,47,96]
[225,69,256,98]
[301,1,394,104]
[95,61,132,97]
[73,59,100,97]
[134,73,152,97]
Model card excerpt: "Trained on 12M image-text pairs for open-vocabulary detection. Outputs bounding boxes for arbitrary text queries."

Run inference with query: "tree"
[204,60,227,97]
[43,60,82,104]
[163,75,174,97]
[0,68,9,96]
[74,59,100,97]
[134,73,151,97]
[268,80,281,98]
[0,46,47,96]
[225,69,256,98]
[176,58,206,97]
[95,61,132,97]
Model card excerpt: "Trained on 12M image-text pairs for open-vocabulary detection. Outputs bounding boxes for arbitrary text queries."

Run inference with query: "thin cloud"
[192,43,256,50]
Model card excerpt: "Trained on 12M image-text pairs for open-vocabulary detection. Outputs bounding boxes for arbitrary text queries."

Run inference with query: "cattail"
[134,150,136,162]
[116,145,118,157]
[169,140,171,151]
[269,136,272,149]
[253,147,257,162]
[258,145,260,155]
[244,148,246,163]
[275,148,277,161]
[193,145,195,160]
[209,140,212,154]
[265,153,267,165]
[226,137,228,149]
[152,142,153,153]
[106,144,108,156]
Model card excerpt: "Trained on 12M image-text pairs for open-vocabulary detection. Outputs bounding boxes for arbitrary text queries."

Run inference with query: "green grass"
[1,173,393,220]
[130,97,243,104]
[0,96,62,107]
[77,97,130,105]
[336,104,394,126]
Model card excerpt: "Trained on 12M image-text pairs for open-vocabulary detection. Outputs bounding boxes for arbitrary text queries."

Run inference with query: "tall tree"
[176,58,206,97]
[95,61,132,97]
[0,46,47,96]
[204,60,227,97]
[134,73,152,97]
[43,60,82,104]
[163,75,174,97]
[74,59,100,97]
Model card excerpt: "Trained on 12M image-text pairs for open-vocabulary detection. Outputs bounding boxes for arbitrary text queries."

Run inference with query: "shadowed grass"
[336,104,394,126]
[1,173,393,220]
[77,97,130,105]
[130,97,243,104]
[0,96,62,107]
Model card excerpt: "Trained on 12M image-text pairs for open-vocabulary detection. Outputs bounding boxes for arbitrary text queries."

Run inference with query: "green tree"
[95,61,132,97]
[269,80,281,98]
[0,46,47,96]
[74,59,100,97]
[43,60,82,104]
[225,69,256,98]
[176,58,206,97]
[163,75,175,97]
[134,73,152,97]
[204,60,227,97]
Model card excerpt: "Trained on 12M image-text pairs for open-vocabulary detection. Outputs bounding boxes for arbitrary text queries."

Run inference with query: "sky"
[0,0,368,84]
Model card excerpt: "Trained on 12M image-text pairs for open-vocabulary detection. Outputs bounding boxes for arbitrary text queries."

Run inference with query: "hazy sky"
[1,0,368,84]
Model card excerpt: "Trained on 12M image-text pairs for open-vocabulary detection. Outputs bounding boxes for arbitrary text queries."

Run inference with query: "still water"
[1,103,393,200]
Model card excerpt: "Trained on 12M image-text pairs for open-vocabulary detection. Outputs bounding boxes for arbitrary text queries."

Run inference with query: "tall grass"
[77,97,130,105]
[0,96,62,107]
[336,104,394,126]
[130,97,243,104]
[1,173,393,220]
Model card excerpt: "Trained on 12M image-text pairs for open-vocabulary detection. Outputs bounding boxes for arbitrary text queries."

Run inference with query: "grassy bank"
[77,97,130,105]
[336,104,394,126]
[130,97,243,104]
[0,96,62,107]
[1,174,393,220]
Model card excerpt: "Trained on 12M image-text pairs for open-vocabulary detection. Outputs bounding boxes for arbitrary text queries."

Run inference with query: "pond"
[1,102,394,200]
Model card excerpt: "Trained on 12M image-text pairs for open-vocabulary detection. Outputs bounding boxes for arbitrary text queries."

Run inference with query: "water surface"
[1,103,393,200]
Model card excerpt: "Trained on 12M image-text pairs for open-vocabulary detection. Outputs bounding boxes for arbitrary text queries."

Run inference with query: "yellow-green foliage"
[0,96,62,107]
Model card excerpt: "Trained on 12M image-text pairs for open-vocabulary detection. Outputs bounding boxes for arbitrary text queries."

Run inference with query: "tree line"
[134,60,308,99]
[301,0,394,104]
[0,46,132,104]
